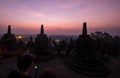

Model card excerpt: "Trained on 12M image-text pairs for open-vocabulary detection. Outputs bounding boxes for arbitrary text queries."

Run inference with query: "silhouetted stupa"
[27,36,34,49]
[34,24,55,61]
[65,22,110,76]
[0,25,17,52]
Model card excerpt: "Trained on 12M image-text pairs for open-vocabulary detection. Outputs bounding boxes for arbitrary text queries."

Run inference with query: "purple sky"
[0,0,120,36]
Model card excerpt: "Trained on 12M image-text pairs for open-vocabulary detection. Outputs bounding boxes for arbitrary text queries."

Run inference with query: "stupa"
[0,25,17,52]
[65,22,110,76]
[34,24,55,61]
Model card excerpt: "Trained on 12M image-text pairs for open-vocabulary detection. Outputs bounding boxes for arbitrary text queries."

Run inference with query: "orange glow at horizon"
[0,0,120,36]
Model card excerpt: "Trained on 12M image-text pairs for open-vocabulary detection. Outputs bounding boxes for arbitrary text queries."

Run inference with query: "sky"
[0,0,120,36]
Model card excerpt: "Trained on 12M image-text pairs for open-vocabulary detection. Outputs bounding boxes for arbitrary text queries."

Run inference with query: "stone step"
[64,61,110,76]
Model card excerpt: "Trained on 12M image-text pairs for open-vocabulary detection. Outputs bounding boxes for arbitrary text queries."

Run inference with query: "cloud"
[0,0,120,36]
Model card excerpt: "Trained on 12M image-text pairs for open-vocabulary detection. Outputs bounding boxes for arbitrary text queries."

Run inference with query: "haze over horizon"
[0,0,120,36]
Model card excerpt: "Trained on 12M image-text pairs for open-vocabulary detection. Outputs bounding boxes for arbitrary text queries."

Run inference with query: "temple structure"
[26,36,34,49]
[65,22,110,76]
[34,24,55,61]
[0,25,17,52]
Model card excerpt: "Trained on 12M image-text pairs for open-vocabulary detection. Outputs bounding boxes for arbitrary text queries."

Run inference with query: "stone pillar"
[82,22,87,36]
[40,24,44,35]
[7,25,11,34]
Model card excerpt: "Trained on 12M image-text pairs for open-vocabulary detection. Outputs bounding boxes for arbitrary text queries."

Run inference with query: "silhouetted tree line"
[0,31,120,58]
[53,31,120,57]
[90,31,120,57]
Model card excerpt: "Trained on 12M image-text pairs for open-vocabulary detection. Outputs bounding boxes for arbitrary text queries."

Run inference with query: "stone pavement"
[0,56,120,78]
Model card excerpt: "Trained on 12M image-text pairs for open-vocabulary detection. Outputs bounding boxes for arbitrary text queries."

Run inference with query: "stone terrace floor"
[0,56,120,78]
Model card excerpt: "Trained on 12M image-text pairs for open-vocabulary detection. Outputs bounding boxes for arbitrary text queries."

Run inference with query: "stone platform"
[0,56,120,78]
